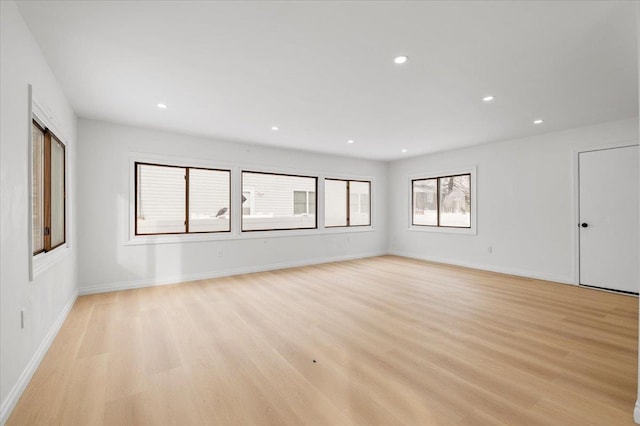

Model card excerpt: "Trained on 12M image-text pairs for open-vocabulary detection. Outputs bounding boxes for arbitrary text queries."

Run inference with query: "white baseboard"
[0,291,78,425]
[388,250,574,285]
[79,251,387,295]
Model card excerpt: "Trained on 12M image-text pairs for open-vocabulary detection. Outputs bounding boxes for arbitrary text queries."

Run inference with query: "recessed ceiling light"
[401,149,407,153]
[482,96,494,102]
[394,55,408,64]
[157,103,168,109]
[347,139,355,144]
[533,119,543,124]
[271,126,279,131]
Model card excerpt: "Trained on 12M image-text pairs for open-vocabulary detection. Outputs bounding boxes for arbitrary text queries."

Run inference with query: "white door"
[579,145,639,293]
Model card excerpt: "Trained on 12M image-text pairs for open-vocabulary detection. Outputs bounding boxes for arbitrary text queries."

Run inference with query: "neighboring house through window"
[293,190,315,215]
[241,171,317,231]
[135,162,231,235]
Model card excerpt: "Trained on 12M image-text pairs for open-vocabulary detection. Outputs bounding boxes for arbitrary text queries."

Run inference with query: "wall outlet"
[217,249,223,258]
[487,246,493,254]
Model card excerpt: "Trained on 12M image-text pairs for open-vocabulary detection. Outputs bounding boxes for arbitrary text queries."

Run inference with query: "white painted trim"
[0,291,77,425]
[238,226,375,240]
[389,250,574,285]
[572,140,639,286]
[407,166,477,235]
[32,245,71,277]
[31,97,69,145]
[634,400,640,424]
[79,251,386,295]
[406,225,475,235]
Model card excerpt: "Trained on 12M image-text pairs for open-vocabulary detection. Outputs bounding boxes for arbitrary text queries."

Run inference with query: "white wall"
[388,118,638,284]
[77,119,387,294]
[635,3,640,424]
[0,1,78,422]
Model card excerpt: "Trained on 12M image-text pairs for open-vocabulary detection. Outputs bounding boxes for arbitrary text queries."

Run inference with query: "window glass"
[50,137,65,247]
[31,120,67,254]
[360,194,369,213]
[293,191,316,215]
[349,181,371,226]
[325,179,347,227]
[189,168,230,232]
[242,172,317,231]
[412,174,471,228]
[242,191,252,215]
[325,179,370,227]
[309,191,316,217]
[32,123,45,254]
[412,179,437,226]
[439,175,471,228]
[136,164,186,234]
[294,191,308,214]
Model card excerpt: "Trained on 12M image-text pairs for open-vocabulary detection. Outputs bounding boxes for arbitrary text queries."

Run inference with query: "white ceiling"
[16,1,638,161]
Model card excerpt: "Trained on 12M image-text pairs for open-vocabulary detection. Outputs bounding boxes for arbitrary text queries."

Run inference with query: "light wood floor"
[8,255,638,425]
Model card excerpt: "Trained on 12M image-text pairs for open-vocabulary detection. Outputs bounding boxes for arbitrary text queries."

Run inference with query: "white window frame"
[408,166,477,235]
[29,91,71,280]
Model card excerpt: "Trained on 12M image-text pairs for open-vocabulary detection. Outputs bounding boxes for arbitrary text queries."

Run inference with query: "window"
[412,174,471,228]
[325,179,371,227]
[135,162,230,235]
[32,119,66,254]
[293,190,315,215]
[242,171,317,231]
[349,181,370,226]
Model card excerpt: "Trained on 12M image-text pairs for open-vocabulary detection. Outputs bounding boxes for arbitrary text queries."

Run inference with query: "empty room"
[1,0,640,424]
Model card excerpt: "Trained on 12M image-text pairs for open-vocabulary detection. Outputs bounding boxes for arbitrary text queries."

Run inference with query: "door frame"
[572,140,639,290]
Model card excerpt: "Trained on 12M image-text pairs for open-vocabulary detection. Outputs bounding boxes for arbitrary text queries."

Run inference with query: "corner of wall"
[0,291,77,424]
[636,0,640,421]
[1,1,79,422]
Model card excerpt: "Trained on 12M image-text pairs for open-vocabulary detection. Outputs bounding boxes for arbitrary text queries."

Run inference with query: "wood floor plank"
[103,392,146,426]
[7,255,638,425]
[58,353,110,425]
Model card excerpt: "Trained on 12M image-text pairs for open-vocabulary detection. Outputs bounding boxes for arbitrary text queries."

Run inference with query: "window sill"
[320,226,374,234]
[32,244,71,279]
[126,232,234,246]
[408,226,476,235]
[125,226,375,246]
[241,226,375,239]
